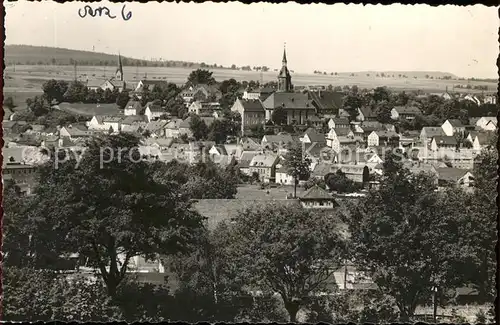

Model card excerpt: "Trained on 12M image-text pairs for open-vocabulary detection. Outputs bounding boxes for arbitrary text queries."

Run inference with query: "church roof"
[262,92,314,110]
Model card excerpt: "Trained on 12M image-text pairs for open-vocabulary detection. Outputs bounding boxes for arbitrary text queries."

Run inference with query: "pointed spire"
[282,42,287,65]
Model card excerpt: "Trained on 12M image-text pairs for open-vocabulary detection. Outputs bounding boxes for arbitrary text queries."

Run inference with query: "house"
[351,123,364,136]
[275,163,294,185]
[120,115,148,131]
[435,168,474,191]
[135,80,169,93]
[26,124,46,135]
[299,185,337,209]
[327,117,350,130]
[301,127,326,145]
[164,118,184,138]
[356,106,377,122]
[242,88,261,100]
[326,128,356,153]
[188,101,222,117]
[398,131,421,148]
[145,120,168,137]
[337,108,351,119]
[330,164,367,183]
[239,137,262,151]
[483,94,497,105]
[124,100,142,116]
[367,130,400,147]
[420,127,446,145]
[308,90,344,115]
[472,132,495,151]
[87,116,123,133]
[144,102,164,122]
[475,117,497,131]
[248,153,279,183]
[262,92,316,125]
[59,124,95,140]
[261,133,298,149]
[390,106,422,120]
[193,84,222,102]
[307,115,323,128]
[441,119,466,136]
[430,136,458,151]
[311,162,333,180]
[463,94,481,105]
[231,98,266,134]
[238,151,261,175]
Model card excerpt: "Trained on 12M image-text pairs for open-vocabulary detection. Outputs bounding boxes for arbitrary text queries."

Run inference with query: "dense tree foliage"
[189,114,209,140]
[116,90,130,109]
[283,143,311,198]
[222,203,347,322]
[42,79,69,104]
[348,161,480,320]
[27,134,205,297]
[187,69,216,86]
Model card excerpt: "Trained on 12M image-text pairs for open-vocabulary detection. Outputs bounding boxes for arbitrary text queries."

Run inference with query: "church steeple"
[282,45,287,66]
[277,43,292,92]
[115,52,123,81]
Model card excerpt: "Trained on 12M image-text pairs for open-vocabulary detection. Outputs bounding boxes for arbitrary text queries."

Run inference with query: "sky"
[5,2,499,78]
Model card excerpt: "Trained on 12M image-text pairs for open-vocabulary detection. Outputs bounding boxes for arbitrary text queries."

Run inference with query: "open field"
[56,102,122,116]
[5,65,498,94]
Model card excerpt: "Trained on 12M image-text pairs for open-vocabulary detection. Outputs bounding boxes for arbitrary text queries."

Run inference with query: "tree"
[324,170,360,193]
[372,86,391,102]
[224,203,346,322]
[348,164,475,321]
[463,138,497,301]
[189,114,209,141]
[187,69,216,86]
[342,93,363,119]
[207,119,230,144]
[27,96,51,117]
[2,266,123,321]
[219,78,241,110]
[373,100,393,124]
[165,223,253,322]
[271,106,287,125]
[42,79,69,104]
[63,81,88,103]
[4,96,15,109]
[28,134,205,297]
[283,143,311,198]
[115,91,130,109]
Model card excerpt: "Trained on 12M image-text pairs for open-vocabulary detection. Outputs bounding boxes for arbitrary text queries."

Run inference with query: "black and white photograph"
[2,1,498,323]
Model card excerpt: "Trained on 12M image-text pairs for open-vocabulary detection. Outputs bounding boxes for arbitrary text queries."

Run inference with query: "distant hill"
[5,44,206,69]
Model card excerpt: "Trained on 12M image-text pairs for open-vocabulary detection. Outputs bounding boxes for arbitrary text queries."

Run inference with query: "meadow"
[5,65,497,95]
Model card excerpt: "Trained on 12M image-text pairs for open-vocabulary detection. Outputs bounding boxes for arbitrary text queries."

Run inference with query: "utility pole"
[74,61,77,81]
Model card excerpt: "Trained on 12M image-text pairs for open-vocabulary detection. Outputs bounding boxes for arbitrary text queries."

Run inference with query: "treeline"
[3,133,496,322]
[339,86,498,133]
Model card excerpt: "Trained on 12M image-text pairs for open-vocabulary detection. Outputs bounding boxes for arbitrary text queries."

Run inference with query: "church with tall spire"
[115,53,123,81]
[277,45,293,92]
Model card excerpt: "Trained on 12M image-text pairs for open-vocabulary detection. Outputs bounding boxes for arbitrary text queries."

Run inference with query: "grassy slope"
[5,44,197,67]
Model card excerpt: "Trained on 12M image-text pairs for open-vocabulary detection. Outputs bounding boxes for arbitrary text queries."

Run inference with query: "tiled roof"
[300,185,333,200]
[447,119,464,127]
[303,127,326,143]
[249,154,278,168]
[125,100,142,112]
[262,133,297,145]
[121,115,148,125]
[146,102,164,113]
[332,117,350,125]
[474,131,495,145]
[333,128,352,137]
[393,106,422,115]
[435,168,471,182]
[145,120,168,132]
[308,90,344,110]
[262,92,314,110]
[432,136,457,146]
[421,127,445,138]
[374,130,399,138]
[359,106,377,118]
[311,162,333,178]
[240,99,265,112]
